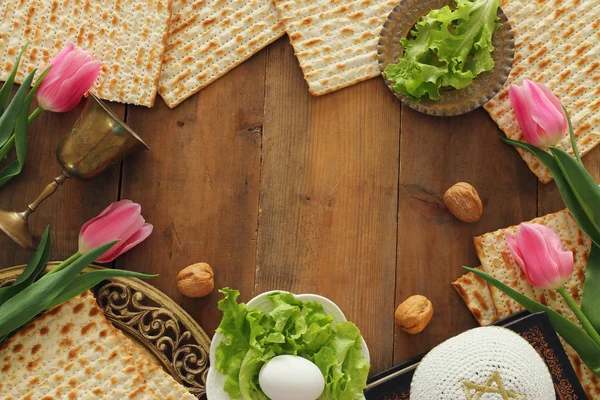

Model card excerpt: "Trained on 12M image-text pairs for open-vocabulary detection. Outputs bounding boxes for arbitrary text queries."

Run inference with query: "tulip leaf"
[550,146,600,228]
[502,137,600,246]
[0,67,51,189]
[47,270,157,309]
[563,106,581,163]
[464,267,600,376]
[0,44,28,115]
[0,227,50,307]
[582,244,600,333]
[0,69,35,148]
[0,241,116,337]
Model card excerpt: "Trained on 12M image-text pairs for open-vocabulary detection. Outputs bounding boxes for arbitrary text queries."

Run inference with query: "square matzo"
[0,0,172,107]
[484,0,600,183]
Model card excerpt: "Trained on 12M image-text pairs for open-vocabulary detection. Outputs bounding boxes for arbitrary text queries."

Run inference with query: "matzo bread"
[0,291,159,399]
[0,0,172,107]
[484,0,600,183]
[158,0,285,108]
[468,209,599,398]
[117,330,197,400]
[452,266,499,326]
[274,0,399,95]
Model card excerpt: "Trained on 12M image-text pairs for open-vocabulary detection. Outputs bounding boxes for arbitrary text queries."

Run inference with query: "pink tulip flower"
[509,79,568,148]
[505,223,574,290]
[36,43,101,112]
[79,200,153,263]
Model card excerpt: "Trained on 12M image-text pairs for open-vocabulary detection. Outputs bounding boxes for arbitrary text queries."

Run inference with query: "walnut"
[395,295,433,334]
[176,262,215,298]
[443,182,483,223]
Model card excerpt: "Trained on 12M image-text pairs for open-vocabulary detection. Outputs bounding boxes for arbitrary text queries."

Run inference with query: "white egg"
[259,355,325,400]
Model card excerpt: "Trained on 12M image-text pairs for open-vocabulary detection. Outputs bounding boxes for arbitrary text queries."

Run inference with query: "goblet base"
[0,210,34,249]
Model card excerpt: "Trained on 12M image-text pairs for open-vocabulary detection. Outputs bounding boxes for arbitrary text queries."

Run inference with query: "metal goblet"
[0,94,148,248]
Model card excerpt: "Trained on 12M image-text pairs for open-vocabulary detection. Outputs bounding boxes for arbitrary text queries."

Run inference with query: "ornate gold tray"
[0,263,211,399]
[378,0,515,116]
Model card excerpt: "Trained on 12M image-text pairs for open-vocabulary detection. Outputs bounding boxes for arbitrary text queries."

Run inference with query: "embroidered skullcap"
[410,326,554,399]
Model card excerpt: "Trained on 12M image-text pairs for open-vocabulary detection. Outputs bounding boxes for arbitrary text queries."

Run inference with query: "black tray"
[365,312,587,399]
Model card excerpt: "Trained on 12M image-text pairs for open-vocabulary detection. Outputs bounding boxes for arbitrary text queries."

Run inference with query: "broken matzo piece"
[158,0,285,108]
[273,0,400,95]
[452,267,499,326]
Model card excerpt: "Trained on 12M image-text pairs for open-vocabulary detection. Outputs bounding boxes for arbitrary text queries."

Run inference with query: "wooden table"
[1,37,597,377]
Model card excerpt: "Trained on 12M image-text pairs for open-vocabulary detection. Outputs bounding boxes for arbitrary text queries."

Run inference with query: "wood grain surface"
[0,36,597,381]
[257,40,400,373]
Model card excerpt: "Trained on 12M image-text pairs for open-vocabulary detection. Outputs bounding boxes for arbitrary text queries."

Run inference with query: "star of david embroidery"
[462,371,527,400]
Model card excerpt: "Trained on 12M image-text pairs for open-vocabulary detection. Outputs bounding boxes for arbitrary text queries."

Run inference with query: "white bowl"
[206,291,370,399]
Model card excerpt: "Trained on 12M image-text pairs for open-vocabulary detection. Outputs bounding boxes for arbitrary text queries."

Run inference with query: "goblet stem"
[21,171,70,220]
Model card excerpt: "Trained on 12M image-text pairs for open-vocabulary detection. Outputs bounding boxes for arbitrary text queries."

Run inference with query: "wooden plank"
[116,51,266,336]
[394,108,538,363]
[0,101,121,266]
[257,39,401,375]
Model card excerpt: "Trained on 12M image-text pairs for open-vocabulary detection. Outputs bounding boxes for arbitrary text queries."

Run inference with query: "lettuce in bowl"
[213,288,369,400]
[384,0,501,101]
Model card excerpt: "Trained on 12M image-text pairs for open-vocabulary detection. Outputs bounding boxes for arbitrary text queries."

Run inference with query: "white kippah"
[410,326,555,399]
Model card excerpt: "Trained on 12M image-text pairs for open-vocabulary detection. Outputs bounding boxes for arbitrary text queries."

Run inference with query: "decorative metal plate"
[0,263,211,399]
[378,0,515,116]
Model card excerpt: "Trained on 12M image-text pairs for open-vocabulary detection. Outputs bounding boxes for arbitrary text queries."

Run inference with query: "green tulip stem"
[47,252,82,275]
[562,105,581,163]
[28,106,43,124]
[558,286,600,347]
[0,106,44,160]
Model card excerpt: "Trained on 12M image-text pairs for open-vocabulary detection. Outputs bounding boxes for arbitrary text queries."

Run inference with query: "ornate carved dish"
[378,0,515,116]
[0,263,211,399]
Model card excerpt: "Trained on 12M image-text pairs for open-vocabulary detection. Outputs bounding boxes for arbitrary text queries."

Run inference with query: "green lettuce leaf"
[317,322,369,399]
[239,349,269,400]
[383,0,500,101]
[215,289,369,400]
[216,289,252,398]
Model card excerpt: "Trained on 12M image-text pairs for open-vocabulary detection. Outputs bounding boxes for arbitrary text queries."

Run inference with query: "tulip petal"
[530,224,562,250]
[79,200,133,237]
[516,224,558,288]
[49,43,75,67]
[509,83,539,144]
[48,61,100,112]
[534,82,568,133]
[36,45,100,112]
[507,229,547,286]
[534,224,574,284]
[506,232,525,268]
[39,50,81,90]
[114,215,145,245]
[78,202,141,253]
[96,224,153,263]
[556,250,575,281]
[530,224,573,280]
[506,223,575,290]
[525,81,567,146]
[38,44,76,88]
